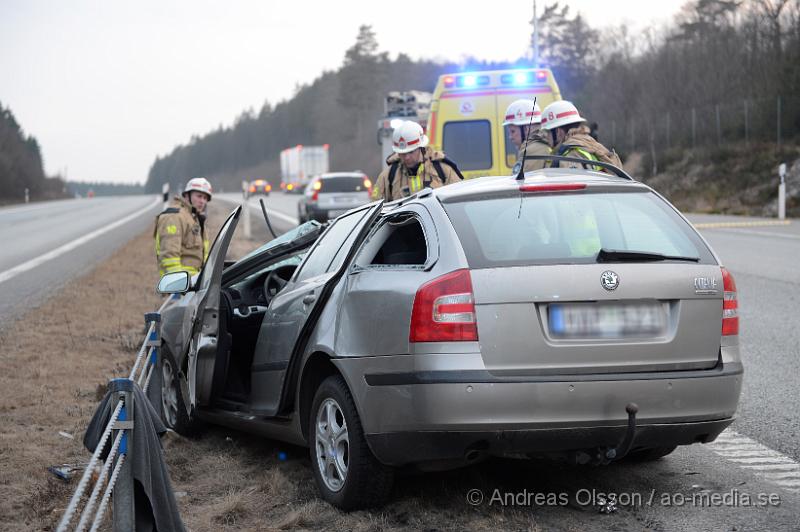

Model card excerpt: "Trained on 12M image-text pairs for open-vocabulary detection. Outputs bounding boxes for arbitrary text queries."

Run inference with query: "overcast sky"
[0,0,687,184]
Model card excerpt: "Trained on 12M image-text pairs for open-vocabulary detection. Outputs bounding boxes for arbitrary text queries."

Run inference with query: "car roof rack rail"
[518,155,635,181]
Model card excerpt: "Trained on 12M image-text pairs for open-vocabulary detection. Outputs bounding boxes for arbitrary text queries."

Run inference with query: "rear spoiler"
[518,155,635,181]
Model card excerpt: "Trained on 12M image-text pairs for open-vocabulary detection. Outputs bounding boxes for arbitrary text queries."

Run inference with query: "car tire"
[624,445,677,462]
[160,348,201,436]
[309,375,393,510]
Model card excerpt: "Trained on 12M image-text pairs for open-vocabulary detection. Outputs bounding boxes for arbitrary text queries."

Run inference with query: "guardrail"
[56,308,165,532]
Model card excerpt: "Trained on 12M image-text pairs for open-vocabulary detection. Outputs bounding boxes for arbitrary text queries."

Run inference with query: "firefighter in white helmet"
[372,120,463,202]
[153,177,212,276]
[504,99,551,175]
[540,100,621,171]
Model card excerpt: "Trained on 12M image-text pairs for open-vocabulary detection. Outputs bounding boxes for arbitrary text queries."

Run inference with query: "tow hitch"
[604,402,639,463]
[575,403,639,465]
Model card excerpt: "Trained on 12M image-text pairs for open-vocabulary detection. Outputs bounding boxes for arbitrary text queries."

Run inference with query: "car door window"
[355,214,428,267]
[294,210,367,282]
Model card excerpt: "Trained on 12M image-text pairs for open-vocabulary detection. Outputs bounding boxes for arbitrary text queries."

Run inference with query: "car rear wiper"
[596,248,700,263]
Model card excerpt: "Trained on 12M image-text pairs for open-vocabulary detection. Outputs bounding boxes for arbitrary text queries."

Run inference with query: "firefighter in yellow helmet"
[154,177,212,277]
[372,120,463,202]
[540,100,622,171]
[504,99,551,175]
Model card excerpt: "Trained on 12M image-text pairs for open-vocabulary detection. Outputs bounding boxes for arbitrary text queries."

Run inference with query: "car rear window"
[320,176,368,193]
[443,190,716,268]
[442,120,492,171]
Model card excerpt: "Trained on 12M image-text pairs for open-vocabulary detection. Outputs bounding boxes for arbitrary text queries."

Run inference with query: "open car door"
[251,200,384,417]
[184,206,241,410]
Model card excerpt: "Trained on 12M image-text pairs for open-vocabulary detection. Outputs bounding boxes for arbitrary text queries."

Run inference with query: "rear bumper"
[366,419,733,466]
[334,355,743,466]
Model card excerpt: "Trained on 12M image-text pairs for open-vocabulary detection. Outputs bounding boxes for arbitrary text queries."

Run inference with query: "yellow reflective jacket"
[372,147,462,202]
[552,125,623,171]
[153,196,209,276]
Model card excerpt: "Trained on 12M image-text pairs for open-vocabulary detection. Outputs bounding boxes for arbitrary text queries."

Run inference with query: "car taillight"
[363,178,372,189]
[721,267,738,336]
[520,183,586,193]
[311,190,319,201]
[410,269,478,342]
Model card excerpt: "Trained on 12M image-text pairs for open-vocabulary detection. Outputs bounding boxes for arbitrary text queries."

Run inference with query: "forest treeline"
[0,102,65,203]
[146,0,800,193]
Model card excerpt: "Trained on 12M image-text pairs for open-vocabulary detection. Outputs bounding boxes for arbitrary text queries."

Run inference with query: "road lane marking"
[693,220,791,229]
[709,429,800,493]
[217,197,300,226]
[252,204,299,225]
[0,197,160,285]
[700,227,800,240]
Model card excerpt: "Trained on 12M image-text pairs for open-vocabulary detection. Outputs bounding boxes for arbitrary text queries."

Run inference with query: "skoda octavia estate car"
[156,159,742,510]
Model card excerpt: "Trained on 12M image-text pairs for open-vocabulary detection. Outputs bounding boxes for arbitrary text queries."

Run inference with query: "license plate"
[548,302,667,338]
[327,209,347,218]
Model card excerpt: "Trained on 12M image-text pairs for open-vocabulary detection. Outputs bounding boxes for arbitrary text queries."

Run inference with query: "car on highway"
[248,179,272,196]
[156,157,742,510]
[297,172,372,223]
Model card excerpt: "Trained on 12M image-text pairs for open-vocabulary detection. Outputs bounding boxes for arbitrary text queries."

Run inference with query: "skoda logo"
[601,270,619,291]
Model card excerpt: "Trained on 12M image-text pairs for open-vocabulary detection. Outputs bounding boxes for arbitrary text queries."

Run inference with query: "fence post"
[777,96,782,149]
[161,182,170,210]
[630,120,636,151]
[112,380,135,532]
[715,104,722,146]
[649,125,658,175]
[666,112,671,149]
[744,99,749,146]
[611,120,616,147]
[779,163,787,220]
[691,108,697,149]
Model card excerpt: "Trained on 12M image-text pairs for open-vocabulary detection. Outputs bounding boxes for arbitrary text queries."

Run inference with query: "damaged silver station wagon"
[155,157,743,510]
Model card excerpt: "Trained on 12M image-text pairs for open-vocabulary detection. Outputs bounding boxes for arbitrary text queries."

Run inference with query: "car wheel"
[624,445,677,462]
[309,375,393,510]
[160,349,201,436]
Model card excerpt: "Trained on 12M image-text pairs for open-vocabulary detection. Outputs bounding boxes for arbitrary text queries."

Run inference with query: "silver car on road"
[156,161,742,510]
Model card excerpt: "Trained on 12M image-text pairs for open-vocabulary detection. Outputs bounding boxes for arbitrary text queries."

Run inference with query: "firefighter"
[372,121,463,202]
[154,177,212,277]
[503,99,551,175]
[540,100,622,170]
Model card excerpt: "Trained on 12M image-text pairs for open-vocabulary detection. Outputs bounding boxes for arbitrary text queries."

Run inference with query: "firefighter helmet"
[503,99,541,126]
[540,100,587,130]
[183,177,213,200]
[392,121,429,154]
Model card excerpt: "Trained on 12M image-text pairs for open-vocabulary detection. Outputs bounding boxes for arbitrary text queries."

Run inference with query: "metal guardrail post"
[111,379,135,532]
[144,312,162,403]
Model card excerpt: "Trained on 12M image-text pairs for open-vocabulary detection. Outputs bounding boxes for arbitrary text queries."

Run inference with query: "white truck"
[376,91,432,165]
[280,144,330,193]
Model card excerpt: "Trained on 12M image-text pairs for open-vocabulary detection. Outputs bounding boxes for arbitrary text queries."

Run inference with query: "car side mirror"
[157,271,191,294]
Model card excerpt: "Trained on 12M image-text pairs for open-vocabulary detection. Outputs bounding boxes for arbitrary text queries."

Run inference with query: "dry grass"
[0,202,648,531]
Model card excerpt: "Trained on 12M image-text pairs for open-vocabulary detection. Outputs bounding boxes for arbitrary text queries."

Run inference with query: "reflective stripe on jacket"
[372,147,462,202]
[153,196,208,276]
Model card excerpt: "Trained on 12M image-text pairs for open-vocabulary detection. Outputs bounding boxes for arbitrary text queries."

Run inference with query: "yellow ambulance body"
[427,68,562,178]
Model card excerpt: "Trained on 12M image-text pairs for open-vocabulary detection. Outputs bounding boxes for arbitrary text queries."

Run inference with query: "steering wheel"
[263,265,297,302]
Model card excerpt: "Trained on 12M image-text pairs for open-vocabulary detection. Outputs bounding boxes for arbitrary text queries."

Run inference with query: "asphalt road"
[687,214,800,461]
[0,196,161,326]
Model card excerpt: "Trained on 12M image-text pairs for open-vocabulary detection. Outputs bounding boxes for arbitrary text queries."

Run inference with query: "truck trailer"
[280,144,330,193]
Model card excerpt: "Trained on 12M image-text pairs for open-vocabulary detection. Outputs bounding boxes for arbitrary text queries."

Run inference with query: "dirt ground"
[0,203,623,531]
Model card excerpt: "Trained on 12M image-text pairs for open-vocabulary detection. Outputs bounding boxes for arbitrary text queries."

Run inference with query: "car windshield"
[238,220,323,262]
[443,190,716,268]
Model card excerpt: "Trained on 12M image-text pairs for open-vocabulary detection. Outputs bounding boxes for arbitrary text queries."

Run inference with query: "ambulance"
[426,68,562,178]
